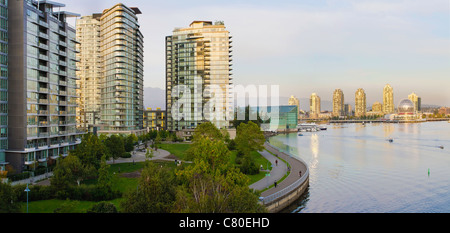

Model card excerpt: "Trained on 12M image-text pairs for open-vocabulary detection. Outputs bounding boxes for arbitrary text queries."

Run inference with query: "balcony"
[38,132,49,138]
[38,65,49,72]
[38,87,48,93]
[38,110,48,115]
[38,121,49,126]
[38,32,49,39]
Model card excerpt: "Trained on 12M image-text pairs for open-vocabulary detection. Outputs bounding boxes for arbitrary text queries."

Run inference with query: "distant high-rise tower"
[288,95,300,119]
[77,4,144,134]
[372,102,383,113]
[76,14,102,129]
[332,89,344,117]
[383,84,394,114]
[166,21,233,130]
[310,93,321,118]
[355,88,366,117]
[408,92,421,113]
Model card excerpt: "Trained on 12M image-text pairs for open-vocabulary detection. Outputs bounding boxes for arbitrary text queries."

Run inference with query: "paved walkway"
[249,149,289,191]
[255,143,308,198]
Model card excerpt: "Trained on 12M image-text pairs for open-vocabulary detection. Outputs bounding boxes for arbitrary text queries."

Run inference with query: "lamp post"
[24,184,30,213]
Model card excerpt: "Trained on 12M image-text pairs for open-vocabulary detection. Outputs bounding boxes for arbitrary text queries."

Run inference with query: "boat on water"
[388,138,394,143]
[439,145,444,149]
[319,126,327,130]
[298,133,303,136]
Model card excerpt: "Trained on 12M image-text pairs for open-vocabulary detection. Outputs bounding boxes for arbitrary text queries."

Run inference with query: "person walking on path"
[274,180,277,188]
[299,171,302,177]
[275,159,278,166]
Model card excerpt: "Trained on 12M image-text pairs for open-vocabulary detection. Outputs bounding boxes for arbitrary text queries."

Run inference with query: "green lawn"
[157,143,190,160]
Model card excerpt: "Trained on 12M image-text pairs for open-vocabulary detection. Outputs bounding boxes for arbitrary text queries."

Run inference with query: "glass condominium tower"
[7,0,82,173]
[166,21,233,130]
[77,4,144,134]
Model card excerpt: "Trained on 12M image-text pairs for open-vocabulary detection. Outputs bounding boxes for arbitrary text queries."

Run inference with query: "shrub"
[87,202,118,213]
[121,152,132,158]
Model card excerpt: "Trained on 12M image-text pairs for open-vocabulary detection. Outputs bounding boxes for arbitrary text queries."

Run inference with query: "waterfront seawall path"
[258,142,307,198]
[249,149,288,191]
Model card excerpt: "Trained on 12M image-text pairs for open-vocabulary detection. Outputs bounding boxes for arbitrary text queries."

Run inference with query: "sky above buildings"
[59,0,450,106]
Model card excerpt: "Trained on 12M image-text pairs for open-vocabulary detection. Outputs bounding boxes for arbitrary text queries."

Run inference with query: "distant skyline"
[59,0,450,106]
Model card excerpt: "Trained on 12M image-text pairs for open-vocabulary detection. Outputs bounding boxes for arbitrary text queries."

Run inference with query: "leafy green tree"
[0,182,21,213]
[51,155,96,189]
[70,133,107,169]
[176,136,266,213]
[124,134,137,152]
[192,122,223,141]
[97,155,112,196]
[104,134,125,163]
[235,121,265,156]
[121,162,176,213]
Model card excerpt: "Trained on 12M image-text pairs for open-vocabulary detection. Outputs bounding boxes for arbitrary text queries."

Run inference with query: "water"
[269,121,450,213]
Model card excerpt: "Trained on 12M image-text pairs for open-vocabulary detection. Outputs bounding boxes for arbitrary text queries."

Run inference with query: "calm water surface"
[269,121,450,213]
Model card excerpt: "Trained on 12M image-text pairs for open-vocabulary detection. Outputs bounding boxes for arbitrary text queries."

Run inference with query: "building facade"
[0,0,7,172]
[288,95,300,120]
[332,89,344,117]
[75,14,102,129]
[383,84,394,114]
[76,4,144,135]
[7,0,82,172]
[143,108,166,131]
[408,92,421,114]
[355,88,366,117]
[166,21,233,131]
[372,101,383,113]
[309,93,320,118]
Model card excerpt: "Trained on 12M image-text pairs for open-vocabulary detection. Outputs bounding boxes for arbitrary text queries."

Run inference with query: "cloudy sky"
[59,0,450,107]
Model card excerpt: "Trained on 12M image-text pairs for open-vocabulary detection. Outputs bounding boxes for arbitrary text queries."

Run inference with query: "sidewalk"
[249,150,289,191]
[260,142,308,198]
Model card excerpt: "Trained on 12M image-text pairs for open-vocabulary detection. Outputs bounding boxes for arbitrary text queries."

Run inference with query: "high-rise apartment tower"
[383,84,394,114]
[7,0,83,172]
[166,21,233,130]
[355,88,367,117]
[332,89,344,117]
[76,4,144,135]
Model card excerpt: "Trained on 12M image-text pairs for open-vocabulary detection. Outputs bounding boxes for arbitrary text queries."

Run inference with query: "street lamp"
[24,184,30,213]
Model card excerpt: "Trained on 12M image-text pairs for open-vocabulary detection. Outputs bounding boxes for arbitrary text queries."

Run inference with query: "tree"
[124,134,137,152]
[97,155,112,196]
[175,136,266,213]
[51,155,96,190]
[234,121,265,156]
[186,136,231,171]
[192,122,223,142]
[104,134,125,163]
[121,162,176,213]
[0,182,21,213]
[70,133,107,169]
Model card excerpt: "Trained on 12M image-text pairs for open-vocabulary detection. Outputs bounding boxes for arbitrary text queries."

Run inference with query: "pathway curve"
[249,149,289,191]
[259,142,308,198]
